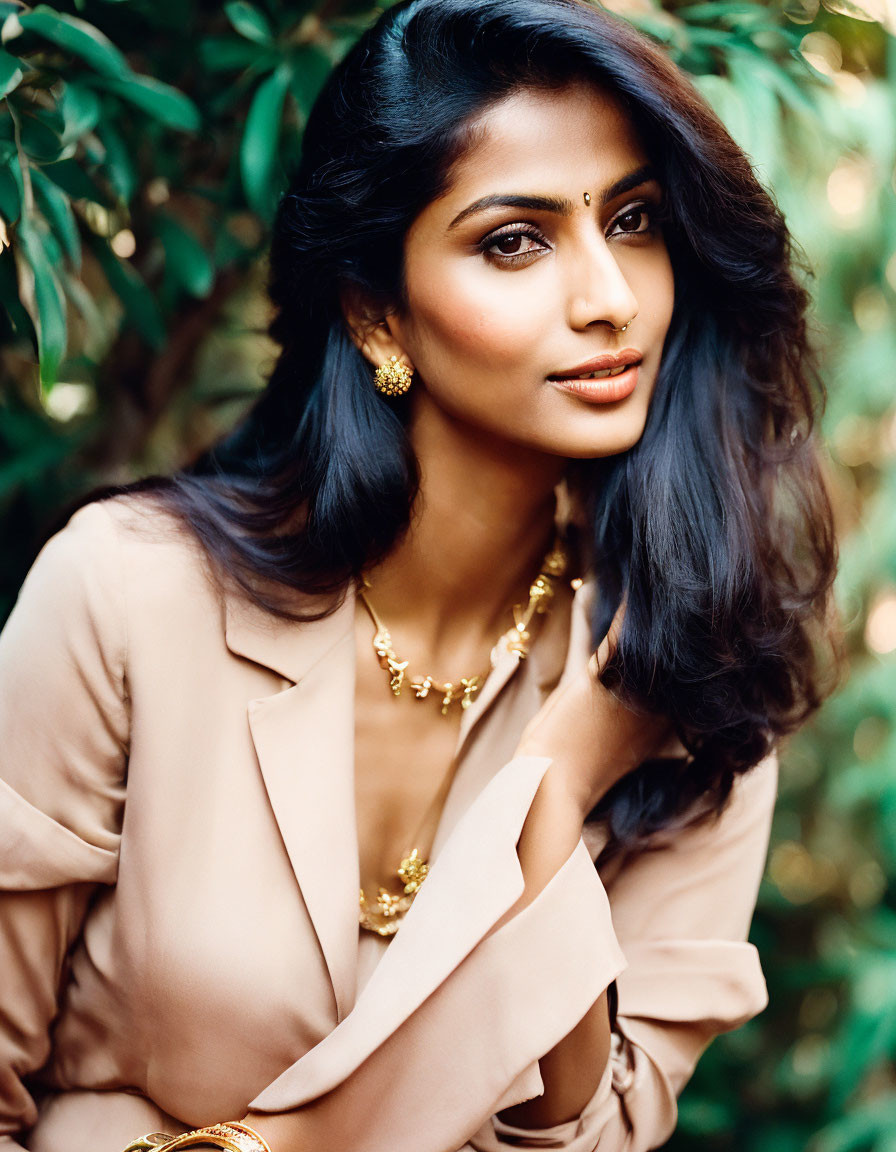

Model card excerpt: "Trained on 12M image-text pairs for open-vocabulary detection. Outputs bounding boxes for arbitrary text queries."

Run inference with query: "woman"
[0,0,836,1150]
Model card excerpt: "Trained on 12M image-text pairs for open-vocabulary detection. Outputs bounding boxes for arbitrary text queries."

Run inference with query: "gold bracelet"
[122,1122,272,1152]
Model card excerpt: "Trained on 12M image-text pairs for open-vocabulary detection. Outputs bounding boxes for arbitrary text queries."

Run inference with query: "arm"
[0,504,128,1147]
[485,753,776,1151]
[494,769,612,1131]
[491,625,671,1133]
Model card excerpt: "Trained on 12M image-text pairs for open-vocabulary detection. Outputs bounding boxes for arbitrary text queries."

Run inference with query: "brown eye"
[616,209,646,233]
[480,226,548,263]
[608,203,656,238]
[495,234,524,254]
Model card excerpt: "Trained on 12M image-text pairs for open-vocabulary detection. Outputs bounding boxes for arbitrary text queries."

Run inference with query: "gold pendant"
[397,847,429,894]
[359,848,431,935]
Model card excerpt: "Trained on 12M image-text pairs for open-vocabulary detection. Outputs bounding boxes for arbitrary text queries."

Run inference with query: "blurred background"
[0,0,893,1146]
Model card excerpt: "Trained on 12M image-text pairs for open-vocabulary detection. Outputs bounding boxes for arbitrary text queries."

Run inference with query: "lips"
[548,348,642,381]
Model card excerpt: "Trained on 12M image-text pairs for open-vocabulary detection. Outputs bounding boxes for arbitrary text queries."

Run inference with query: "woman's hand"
[515,607,672,825]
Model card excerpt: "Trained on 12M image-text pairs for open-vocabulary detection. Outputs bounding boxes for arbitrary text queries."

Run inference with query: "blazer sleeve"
[0,503,128,1146]
[480,753,777,1152]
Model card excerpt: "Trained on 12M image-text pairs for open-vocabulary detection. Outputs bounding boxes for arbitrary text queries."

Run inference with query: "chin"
[553,420,650,461]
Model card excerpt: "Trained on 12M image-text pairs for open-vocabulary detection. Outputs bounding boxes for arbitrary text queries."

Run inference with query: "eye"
[607,202,657,238]
[478,224,550,265]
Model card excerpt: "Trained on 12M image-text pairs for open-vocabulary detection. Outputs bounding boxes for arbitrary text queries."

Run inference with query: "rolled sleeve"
[0,502,129,1139]
[479,757,776,1151]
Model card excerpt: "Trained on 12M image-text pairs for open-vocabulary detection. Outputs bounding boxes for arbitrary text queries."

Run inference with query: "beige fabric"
[0,498,775,1152]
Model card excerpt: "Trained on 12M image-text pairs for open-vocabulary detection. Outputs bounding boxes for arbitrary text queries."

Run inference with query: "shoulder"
[6,493,227,675]
[58,492,221,613]
[32,492,208,579]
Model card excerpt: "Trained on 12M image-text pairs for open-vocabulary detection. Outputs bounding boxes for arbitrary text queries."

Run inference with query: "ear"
[340,286,414,373]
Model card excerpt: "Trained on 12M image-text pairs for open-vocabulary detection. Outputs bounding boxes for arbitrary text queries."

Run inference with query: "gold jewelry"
[358,749,458,936]
[374,355,413,396]
[357,590,484,715]
[358,537,568,716]
[612,319,633,333]
[583,191,591,205]
[359,848,430,936]
[504,539,568,658]
[122,1123,272,1152]
[356,536,569,936]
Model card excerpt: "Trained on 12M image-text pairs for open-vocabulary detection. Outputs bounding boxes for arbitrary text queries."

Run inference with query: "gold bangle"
[122,1123,272,1152]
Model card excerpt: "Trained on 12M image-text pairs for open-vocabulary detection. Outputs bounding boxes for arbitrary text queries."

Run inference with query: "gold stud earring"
[373,355,414,397]
[583,192,591,205]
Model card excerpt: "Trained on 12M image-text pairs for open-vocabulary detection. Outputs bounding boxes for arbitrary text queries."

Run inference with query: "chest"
[352,623,466,893]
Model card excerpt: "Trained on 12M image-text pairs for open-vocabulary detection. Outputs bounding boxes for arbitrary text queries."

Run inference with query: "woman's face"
[384,80,676,461]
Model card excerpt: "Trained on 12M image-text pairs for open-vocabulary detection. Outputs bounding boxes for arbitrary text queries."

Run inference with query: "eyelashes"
[476,198,668,267]
[478,224,549,263]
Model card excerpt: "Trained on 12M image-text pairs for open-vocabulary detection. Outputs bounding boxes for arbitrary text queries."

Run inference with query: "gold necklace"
[358,537,568,717]
[356,537,569,936]
[359,849,430,936]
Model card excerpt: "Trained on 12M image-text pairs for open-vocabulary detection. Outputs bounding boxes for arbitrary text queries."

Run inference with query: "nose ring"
[612,319,633,333]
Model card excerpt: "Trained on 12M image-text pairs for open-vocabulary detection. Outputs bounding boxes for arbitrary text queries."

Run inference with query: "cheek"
[643,253,676,333]
[404,259,547,374]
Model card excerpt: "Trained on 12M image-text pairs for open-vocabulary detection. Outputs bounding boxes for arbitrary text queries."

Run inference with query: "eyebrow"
[447,164,658,230]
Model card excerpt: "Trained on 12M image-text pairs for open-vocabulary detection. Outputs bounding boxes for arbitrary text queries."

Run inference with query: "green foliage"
[0,0,893,1145]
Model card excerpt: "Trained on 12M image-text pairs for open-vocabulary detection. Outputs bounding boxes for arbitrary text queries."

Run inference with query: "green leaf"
[694,73,751,146]
[813,1096,896,1152]
[155,214,213,299]
[96,118,136,202]
[0,47,23,98]
[17,7,129,80]
[0,239,33,340]
[42,157,104,204]
[240,62,291,217]
[0,152,21,223]
[30,166,80,267]
[14,104,65,163]
[224,1,274,45]
[198,36,265,73]
[87,232,165,348]
[288,43,331,114]
[16,216,67,386]
[93,72,200,133]
[59,80,102,144]
[677,1,772,27]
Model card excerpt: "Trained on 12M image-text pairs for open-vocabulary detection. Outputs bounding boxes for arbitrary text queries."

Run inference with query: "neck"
[362,402,567,661]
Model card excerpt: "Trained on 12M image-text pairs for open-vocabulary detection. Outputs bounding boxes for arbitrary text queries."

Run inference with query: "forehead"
[443,81,649,203]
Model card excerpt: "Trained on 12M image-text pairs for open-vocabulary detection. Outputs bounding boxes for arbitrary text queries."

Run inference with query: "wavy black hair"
[117,0,837,848]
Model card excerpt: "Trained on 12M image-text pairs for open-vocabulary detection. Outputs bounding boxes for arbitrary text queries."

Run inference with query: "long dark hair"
[115,0,837,847]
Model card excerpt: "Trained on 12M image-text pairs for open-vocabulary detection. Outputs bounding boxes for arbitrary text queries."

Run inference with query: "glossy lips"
[547,348,643,404]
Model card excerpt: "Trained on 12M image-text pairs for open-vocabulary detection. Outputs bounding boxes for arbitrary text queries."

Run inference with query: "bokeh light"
[865,589,896,653]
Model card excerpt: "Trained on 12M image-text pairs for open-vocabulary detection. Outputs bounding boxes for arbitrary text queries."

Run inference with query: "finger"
[557,582,596,688]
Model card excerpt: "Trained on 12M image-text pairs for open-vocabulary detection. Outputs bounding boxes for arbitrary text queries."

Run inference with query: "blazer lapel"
[250,752,556,1111]
[226,586,359,1024]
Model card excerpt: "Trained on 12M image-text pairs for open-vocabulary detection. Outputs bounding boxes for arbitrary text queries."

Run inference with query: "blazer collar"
[224,584,355,684]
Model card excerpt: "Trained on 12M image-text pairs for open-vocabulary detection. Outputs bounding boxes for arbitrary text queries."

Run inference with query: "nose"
[567,238,639,333]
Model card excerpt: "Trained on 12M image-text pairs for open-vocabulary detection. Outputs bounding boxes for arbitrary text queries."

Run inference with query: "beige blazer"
[0,498,775,1152]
